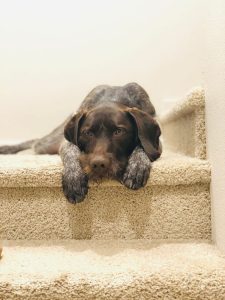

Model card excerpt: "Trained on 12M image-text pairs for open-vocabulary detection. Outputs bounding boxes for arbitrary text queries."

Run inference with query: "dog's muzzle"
[90,155,111,178]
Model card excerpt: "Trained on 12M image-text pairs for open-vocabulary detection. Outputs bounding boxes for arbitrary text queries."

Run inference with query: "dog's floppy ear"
[64,112,85,145]
[127,108,162,161]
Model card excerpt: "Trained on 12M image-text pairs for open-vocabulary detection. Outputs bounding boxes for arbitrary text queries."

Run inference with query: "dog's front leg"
[59,141,88,203]
[122,146,151,190]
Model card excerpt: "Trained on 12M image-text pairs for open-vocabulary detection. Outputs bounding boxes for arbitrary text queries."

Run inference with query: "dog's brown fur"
[64,102,161,181]
[0,83,162,203]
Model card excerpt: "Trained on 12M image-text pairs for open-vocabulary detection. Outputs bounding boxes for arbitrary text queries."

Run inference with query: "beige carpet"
[1,87,224,299]
[1,240,225,300]
[0,151,211,240]
[160,88,206,159]
[0,150,210,188]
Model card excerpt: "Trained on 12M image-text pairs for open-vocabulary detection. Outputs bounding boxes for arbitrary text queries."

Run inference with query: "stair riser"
[1,279,224,300]
[0,184,211,240]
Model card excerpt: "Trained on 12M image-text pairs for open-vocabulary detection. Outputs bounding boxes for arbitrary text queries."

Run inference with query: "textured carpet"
[0,150,210,187]
[1,240,225,300]
[1,87,222,299]
[0,151,211,240]
[160,88,206,159]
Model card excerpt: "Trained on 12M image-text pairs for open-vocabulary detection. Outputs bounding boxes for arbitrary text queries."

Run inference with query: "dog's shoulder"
[121,83,156,116]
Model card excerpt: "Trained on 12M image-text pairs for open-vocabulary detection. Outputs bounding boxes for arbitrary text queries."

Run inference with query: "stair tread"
[0,240,224,299]
[0,151,210,187]
[160,87,205,123]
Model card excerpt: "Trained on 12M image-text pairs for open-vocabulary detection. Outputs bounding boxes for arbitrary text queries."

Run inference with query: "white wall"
[0,0,204,142]
[204,0,225,252]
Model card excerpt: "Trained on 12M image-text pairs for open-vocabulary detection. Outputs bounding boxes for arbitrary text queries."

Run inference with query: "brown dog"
[65,102,161,180]
[0,83,162,203]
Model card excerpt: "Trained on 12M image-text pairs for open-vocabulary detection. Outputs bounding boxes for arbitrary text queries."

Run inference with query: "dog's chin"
[85,165,127,182]
[88,171,112,182]
[87,168,121,181]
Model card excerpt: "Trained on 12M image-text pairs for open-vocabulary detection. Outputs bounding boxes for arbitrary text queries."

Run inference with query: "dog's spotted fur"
[59,141,88,203]
[122,146,151,189]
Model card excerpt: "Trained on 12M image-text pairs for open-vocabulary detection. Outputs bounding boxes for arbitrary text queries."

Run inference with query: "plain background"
[0,0,204,142]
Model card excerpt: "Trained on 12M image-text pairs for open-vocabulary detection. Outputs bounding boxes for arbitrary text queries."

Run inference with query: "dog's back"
[0,83,156,155]
[79,83,156,116]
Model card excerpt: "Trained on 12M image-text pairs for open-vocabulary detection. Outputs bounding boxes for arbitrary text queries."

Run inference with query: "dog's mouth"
[88,170,113,181]
[79,153,127,181]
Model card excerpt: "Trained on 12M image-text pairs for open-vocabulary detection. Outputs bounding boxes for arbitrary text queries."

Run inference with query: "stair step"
[160,88,206,159]
[0,152,211,240]
[0,151,210,187]
[0,240,224,299]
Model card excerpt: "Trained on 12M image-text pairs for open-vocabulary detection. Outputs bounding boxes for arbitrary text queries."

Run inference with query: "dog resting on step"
[0,83,162,203]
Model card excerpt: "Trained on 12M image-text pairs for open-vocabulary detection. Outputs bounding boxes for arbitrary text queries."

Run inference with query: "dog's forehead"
[84,104,129,126]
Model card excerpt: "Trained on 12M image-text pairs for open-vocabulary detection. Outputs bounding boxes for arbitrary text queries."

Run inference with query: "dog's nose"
[90,156,109,172]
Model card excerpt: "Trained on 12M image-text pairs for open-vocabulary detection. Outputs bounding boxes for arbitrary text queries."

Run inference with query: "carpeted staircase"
[0,88,225,299]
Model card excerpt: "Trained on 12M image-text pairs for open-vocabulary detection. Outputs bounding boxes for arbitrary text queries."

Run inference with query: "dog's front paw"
[62,170,88,204]
[122,163,151,190]
[122,147,151,190]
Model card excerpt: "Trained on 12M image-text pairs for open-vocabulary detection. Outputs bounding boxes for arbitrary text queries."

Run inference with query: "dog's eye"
[114,128,126,136]
[82,130,94,137]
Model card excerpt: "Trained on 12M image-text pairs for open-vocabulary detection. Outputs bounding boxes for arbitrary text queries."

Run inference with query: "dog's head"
[64,103,161,180]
